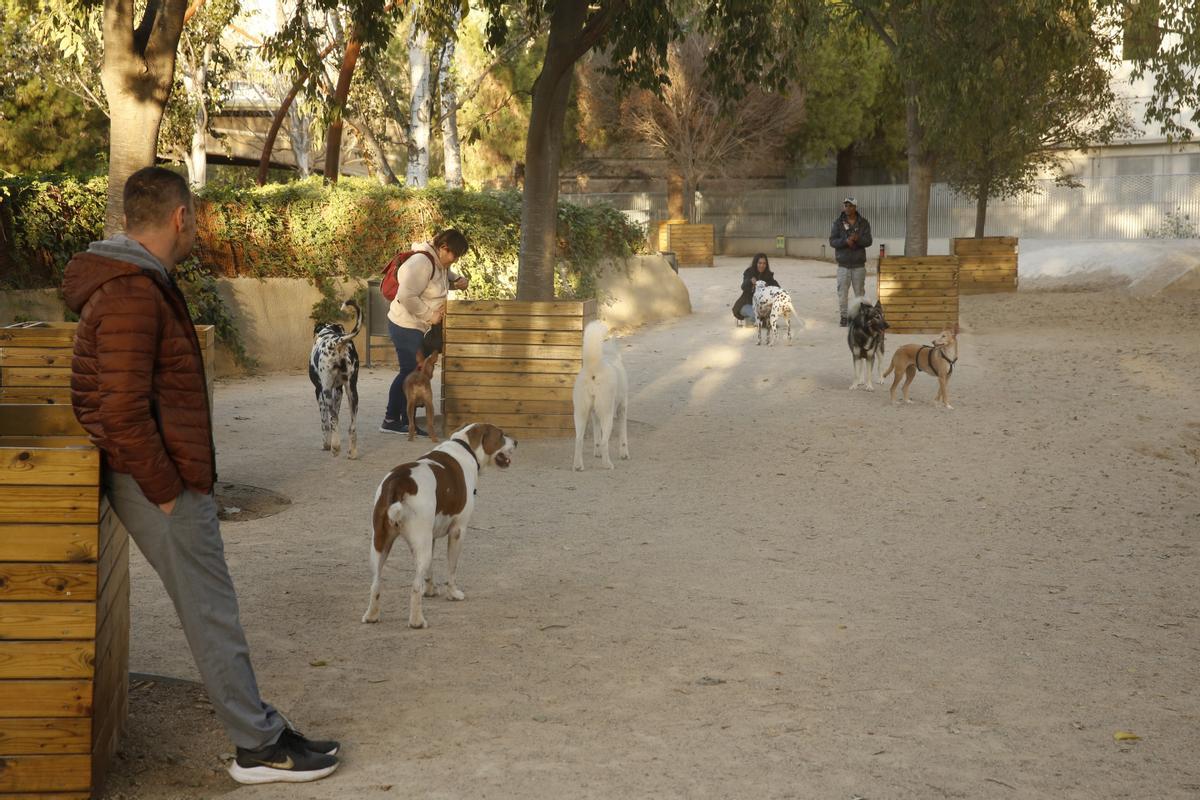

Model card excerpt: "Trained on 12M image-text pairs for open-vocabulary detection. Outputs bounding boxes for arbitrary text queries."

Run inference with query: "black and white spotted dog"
[846,295,889,391]
[752,280,798,346]
[309,299,362,458]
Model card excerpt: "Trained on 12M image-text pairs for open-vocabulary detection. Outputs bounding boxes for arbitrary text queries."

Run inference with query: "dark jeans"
[385,321,425,423]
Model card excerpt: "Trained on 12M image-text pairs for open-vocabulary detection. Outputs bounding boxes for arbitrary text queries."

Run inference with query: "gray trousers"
[837,265,866,315]
[104,472,285,750]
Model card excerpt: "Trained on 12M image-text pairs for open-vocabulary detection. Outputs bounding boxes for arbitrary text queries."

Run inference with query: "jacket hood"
[62,252,154,313]
[63,234,172,313]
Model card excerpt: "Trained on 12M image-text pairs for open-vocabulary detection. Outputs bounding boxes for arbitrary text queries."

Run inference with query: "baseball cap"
[843,196,857,206]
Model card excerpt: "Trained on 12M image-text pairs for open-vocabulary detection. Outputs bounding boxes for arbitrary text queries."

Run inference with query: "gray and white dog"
[846,295,889,391]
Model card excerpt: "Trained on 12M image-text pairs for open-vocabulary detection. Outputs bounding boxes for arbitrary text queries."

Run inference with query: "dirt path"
[105,257,1200,799]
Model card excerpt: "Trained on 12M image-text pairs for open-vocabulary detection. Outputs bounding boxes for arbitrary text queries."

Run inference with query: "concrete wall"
[715,236,944,261]
[0,255,692,376]
[0,289,70,324]
[596,254,692,334]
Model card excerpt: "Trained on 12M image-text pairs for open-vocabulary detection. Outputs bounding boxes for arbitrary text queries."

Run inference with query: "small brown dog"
[883,327,959,409]
[403,351,440,441]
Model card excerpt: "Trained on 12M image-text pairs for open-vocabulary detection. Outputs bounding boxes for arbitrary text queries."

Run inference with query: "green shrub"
[1,172,643,359]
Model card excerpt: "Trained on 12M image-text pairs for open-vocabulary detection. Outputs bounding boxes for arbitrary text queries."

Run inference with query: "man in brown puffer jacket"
[63,167,340,786]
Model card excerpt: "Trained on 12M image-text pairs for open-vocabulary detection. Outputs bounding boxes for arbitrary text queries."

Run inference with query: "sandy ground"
[102,257,1200,800]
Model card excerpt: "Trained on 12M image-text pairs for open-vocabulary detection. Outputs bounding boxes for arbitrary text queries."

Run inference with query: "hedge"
[0,174,645,300]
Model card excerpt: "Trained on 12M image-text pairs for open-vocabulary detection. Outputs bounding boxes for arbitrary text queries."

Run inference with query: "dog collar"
[449,437,480,469]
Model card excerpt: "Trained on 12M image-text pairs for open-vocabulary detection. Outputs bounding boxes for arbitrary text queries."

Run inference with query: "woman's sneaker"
[379,419,427,436]
[228,732,339,784]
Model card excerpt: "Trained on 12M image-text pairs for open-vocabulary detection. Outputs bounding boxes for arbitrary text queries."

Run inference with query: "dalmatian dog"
[309,299,362,458]
[752,280,798,346]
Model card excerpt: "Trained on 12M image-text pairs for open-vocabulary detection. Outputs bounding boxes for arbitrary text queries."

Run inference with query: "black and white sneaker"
[228,732,339,785]
[280,726,340,756]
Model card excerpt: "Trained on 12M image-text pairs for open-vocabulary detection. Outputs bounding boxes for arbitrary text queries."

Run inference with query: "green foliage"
[0,5,107,173]
[1,172,644,303]
[0,172,106,289]
[1118,0,1200,140]
[196,176,642,299]
[1144,207,1198,238]
[922,1,1131,212]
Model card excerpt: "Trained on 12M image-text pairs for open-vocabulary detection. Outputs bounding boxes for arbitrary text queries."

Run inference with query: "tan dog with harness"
[884,327,959,409]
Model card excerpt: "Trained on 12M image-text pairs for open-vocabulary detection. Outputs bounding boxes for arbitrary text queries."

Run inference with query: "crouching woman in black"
[732,253,779,324]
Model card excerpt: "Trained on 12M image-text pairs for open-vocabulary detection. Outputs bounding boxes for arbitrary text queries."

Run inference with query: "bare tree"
[406,17,432,186]
[623,34,806,221]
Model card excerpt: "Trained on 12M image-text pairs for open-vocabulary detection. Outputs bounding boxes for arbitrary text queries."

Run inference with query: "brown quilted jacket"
[63,253,215,504]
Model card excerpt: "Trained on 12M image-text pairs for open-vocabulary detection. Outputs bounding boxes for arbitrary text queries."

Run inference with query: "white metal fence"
[563,174,1200,241]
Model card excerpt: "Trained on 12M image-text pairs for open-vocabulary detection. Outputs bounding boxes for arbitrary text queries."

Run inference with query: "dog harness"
[916,345,956,376]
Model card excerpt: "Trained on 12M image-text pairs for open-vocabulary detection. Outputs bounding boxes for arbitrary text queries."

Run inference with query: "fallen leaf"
[309,660,327,667]
[1113,731,1140,741]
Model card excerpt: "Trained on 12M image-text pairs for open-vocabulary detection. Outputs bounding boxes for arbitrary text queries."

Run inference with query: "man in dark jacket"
[829,197,873,326]
[63,167,340,785]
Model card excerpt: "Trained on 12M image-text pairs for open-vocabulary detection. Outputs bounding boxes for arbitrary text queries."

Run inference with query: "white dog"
[573,320,629,470]
[752,280,797,346]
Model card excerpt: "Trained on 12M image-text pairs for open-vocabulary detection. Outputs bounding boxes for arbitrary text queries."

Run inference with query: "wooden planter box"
[878,255,960,334]
[952,236,1019,294]
[663,224,714,267]
[0,323,215,408]
[0,405,129,798]
[442,300,597,439]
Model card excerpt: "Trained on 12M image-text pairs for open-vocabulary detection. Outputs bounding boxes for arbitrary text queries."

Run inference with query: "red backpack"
[380,249,436,302]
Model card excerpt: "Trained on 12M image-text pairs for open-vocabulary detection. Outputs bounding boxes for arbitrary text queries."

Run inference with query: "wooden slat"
[0,368,71,388]
[0,406,84,437]
[0,681,92,718]
[446,343,582,361]
[0,794,90,799]
[0,564,97,601]
[0,641,95,679]
[0,328,77,348]
[442,329,582,346]
[879,281,958,289]
[0,351,73,368]
[438,371,575,389]
[443,357,580,374]
[0,602,96,640]
[0,388,71,405]
[0,486,99,525]
[447,300,593,317]
[94,546,129,637]
[445,413,574,431]
[445,314,585,332]
[444,398,574,415]
[0,525,97,563]
[0,754,91,792]
[443,384,575,401]
[0,447,99,487]
[0,718,91,755]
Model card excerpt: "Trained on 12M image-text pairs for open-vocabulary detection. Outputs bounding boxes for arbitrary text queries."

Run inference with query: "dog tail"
[581,320,608,376]
[847,294,865,320]
[883,358,894,378]
[338,299,363,344]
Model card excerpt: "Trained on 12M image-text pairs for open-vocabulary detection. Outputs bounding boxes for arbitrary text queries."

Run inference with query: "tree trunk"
[185,44,211,188]
[439,22,463,189]
[974,170,991,238]
[100,0,190,235]
[903,90,933,256]
[324,33,362,185]
[667,169,685,220]
[406,23,432,187]
[681,175,696,223]
[516,0,593,301]
[836,144,855,186]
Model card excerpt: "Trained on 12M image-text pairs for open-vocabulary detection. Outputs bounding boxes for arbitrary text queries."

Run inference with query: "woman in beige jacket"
[380,229,469,436]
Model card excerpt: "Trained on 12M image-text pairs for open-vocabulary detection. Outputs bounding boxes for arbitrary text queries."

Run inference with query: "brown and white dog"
[361,423,516,629]
[403,350,439,442]
[883,327,959,409]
